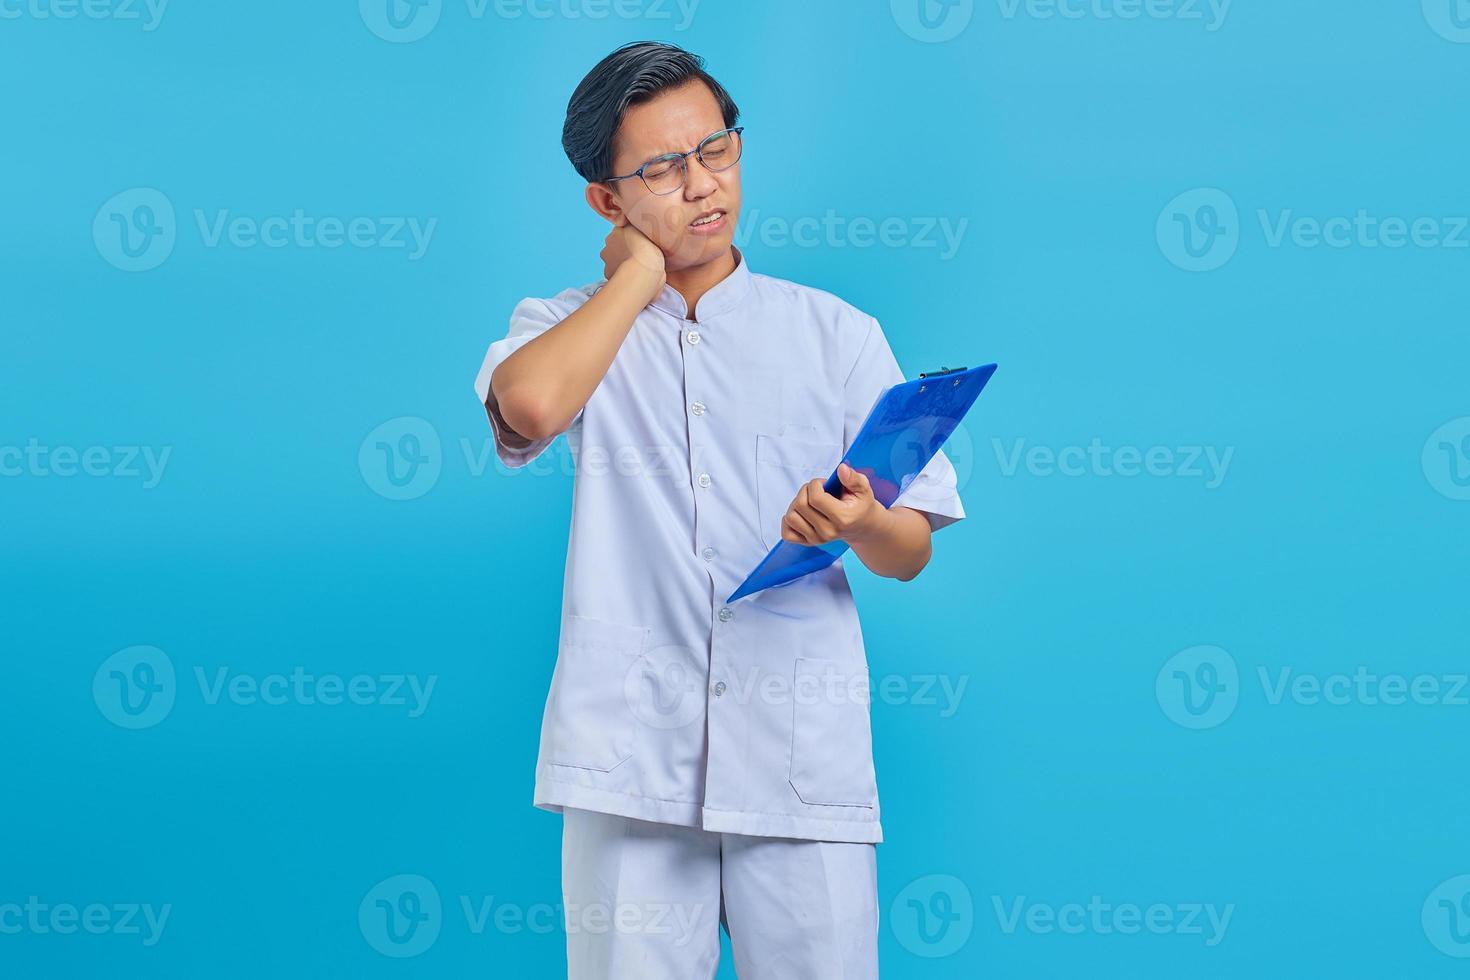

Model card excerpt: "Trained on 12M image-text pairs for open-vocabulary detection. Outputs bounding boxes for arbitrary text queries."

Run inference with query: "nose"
[682,153,719,201]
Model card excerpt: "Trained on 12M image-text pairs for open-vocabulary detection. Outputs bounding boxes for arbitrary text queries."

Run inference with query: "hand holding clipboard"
[728,363,998,602]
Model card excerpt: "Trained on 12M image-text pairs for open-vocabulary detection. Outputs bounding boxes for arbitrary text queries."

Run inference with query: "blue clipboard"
[727,363,997,603]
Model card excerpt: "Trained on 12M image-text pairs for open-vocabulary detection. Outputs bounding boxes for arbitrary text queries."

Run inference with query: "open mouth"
[689,210,727,232]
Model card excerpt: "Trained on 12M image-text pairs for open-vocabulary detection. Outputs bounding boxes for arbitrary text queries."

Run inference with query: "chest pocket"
[755,431,843,550]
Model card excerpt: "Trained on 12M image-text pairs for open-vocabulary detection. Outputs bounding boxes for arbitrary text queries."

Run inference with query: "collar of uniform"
[648,246,753,323]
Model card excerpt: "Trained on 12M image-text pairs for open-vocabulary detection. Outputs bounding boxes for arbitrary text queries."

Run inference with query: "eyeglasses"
[604,127,745,196]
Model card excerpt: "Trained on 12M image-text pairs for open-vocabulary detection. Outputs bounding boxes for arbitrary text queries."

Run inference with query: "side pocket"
[544,614,650,772]
[789,657,878,808]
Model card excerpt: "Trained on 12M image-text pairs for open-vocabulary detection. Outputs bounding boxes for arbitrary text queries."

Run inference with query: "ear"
[585,182,627,227]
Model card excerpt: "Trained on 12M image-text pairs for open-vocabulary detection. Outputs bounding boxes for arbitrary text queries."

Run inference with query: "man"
[475,41,966,979]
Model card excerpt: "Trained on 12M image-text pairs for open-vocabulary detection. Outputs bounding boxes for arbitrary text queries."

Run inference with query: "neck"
[666,247,738,321]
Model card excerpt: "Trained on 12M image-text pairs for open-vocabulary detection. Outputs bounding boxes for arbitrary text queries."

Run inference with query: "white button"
[718,607,734,622]
[697,473,711,488]
[701,547,716,561]
[686,330,701,345]
[691,401,706,416]
[713,681,727,697]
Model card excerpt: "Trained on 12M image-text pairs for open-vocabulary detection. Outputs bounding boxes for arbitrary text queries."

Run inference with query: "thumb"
[837,462,872,496]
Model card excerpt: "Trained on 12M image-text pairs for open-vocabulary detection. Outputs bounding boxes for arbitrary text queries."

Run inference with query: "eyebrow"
[639,130,723,164]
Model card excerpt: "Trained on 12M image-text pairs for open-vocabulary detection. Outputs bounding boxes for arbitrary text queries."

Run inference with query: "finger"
[794,484,839,541]
[782,509,818,546]
[838,462,873,496]
[805,478,845,522]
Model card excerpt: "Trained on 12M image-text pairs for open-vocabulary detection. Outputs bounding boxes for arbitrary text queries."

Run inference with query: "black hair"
[562,41,740,184]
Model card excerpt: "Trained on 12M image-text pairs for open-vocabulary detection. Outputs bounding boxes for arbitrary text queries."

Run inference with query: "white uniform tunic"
[474,248,966,844]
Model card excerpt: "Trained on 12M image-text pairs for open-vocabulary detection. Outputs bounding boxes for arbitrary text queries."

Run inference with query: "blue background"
[3,0,1468,976]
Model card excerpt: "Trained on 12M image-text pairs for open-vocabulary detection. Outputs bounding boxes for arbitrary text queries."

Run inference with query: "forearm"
[490,262,663,439]
[846,505,933,581]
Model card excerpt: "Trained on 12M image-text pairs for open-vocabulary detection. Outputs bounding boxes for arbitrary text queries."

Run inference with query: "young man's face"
[598,79,742,273]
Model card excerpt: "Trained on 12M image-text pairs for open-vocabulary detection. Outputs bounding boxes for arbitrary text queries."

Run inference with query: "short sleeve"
[842,317,967,532]
[473,296,585,469]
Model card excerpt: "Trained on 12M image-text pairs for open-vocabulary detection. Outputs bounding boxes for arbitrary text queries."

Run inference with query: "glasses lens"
[699,130,742,172]
[642,156,686,195]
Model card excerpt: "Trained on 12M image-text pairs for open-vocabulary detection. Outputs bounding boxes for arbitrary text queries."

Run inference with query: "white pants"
[561,808,879,979]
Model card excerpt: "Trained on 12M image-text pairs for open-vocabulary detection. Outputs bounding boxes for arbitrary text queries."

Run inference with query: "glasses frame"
[603,127,746,196]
